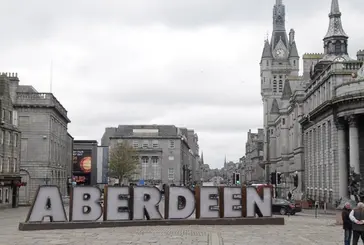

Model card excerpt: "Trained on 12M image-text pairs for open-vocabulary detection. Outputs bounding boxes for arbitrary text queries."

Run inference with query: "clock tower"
[260,0,299,164]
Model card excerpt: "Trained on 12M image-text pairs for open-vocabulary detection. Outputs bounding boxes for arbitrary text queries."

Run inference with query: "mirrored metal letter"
[199,187,220,218]
[26,186,67,222]
[70,186,103,221]
[132,186,162,220]
[246,186,272,217]
[223,187,242,218]
[167,186,195,219]
[104,186,131,221]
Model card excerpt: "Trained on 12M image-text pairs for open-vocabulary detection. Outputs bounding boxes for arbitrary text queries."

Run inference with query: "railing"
[15,92,68,118]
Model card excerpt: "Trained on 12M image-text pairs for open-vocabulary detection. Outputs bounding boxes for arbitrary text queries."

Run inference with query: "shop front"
[0,176,22,209]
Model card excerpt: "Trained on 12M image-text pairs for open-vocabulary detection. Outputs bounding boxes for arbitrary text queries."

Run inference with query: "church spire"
[324,0,347,39]
[323,0,349,58]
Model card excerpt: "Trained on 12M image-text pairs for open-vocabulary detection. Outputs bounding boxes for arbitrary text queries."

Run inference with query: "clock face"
[275,49,285,58]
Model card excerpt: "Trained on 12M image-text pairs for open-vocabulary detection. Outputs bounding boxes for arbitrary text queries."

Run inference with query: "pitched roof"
[289,41,299,57]
[281,80,292,100]
[270,99,280,114]
[261,40,272,58]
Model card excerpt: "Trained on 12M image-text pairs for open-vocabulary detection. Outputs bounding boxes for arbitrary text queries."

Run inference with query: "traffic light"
[277,173,282,184]
[233,173,236,184]
[236,173,240,184]
[270,172,276,185]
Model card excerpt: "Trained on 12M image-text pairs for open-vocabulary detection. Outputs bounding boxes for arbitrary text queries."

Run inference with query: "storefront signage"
[25,185,272,223]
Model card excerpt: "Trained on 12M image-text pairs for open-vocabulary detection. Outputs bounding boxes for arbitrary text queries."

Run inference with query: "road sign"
[138,179,145,186]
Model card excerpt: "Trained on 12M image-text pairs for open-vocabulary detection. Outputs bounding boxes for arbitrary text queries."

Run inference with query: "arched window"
[293,60,296,66]
[273,80,277,93]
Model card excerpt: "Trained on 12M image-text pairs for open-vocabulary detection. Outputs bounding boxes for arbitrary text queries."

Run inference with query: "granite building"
[260,0,364,203]
[244,129,265,183]
[300,0,364,204]
[260,0,304,198]
[0,74,21,208]
[7,74,72,205]
[101,125,200,185]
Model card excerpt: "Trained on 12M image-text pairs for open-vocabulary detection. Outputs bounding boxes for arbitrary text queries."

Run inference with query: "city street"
[0,206,343,245]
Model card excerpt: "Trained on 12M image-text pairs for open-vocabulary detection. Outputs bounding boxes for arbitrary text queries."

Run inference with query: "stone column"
[348,115,360,174]
[337,119,348,198]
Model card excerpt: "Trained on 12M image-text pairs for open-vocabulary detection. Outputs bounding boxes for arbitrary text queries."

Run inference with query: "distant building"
[5,73,72,205]
[97,146,109,184]
[101,125,200,185]
[72,140,98,186]
[0,74,21,208]
[244,129,264,183]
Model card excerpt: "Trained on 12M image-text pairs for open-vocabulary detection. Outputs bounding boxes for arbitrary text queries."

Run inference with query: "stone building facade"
[260,0,304,198]
[7,75,72,205]
[101,125,200,186]
[243,129,264,184]
[0,74,21,208]
[300,0,364,204]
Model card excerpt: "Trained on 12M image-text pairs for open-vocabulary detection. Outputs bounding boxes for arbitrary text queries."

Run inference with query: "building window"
[273,80,277,93]
[141,157,148,180]
[13,134,18,147]
[169,140,175,149]
[4,158,8,173]
[152,140,159,148]
[5,188,8,203]
[0,189,2,203]
[168,168,174,180]
[5,131,10,145]
[282,118,285,125]
[0,130,3,144]
[132,140,139,148]
[293,60,296,66]
[0,157,2,173]
[152,157,160,180]
[12,110,18,126]
[7,158,10,172]
[328,121,332,149]
[1,109,5,121]
[13,158,17,173]
[142,140,149,148]
[279,80,283,92]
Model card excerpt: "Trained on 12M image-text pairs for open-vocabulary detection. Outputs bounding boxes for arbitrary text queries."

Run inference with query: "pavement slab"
[0,207,343,245]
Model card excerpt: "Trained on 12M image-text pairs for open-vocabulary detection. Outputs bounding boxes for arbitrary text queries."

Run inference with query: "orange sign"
[80,157,92,173]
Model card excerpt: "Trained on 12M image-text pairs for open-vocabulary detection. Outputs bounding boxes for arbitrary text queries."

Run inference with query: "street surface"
[0,206,343,245]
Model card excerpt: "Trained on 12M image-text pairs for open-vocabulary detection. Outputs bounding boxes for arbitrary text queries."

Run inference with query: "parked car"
[272,198,301,215]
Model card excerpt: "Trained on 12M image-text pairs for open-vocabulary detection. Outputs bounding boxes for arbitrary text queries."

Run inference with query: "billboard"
[73,150,92,173]
[73,150,92,185]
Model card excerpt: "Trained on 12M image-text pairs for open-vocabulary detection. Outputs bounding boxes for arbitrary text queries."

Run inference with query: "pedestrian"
[287,191,292,200]
[349,202,364,245]
[342,202,352,245]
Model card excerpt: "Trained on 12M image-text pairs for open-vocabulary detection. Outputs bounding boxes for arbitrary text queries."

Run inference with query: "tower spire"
[324,0,347,39]
[322,0,349,59]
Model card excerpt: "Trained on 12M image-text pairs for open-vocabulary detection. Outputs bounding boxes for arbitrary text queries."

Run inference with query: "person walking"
[349,202,364,245]
[342,202,352,245]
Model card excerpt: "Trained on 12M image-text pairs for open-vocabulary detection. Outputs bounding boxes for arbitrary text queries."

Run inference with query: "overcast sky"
[1,0,363,169]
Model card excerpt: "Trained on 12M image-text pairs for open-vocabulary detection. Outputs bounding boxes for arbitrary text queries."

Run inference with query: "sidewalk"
[300,208,336,216]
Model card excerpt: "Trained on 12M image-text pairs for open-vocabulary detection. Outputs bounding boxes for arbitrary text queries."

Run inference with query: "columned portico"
[336,120,348,198]
[348,115,360,175]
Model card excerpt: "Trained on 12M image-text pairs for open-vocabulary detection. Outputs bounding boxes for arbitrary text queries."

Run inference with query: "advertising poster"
[72,150,92,185]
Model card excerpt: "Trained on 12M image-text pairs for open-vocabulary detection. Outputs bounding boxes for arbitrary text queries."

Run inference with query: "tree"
[108,142,140,184]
